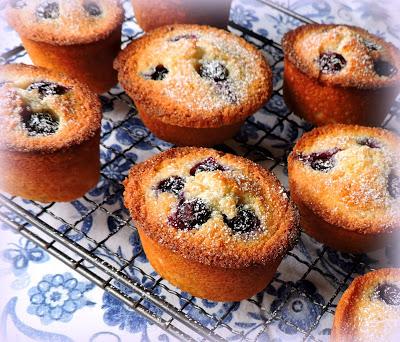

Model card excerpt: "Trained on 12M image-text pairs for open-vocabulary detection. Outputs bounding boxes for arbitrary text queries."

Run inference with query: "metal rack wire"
[0,1,399,341]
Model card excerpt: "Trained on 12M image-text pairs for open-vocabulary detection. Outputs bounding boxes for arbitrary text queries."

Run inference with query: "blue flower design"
[102,276,162,338]
[355,0,390,21]
[3,237,49,275]
[179,293,238,327]
[270,280,324,335]
[235,120,259,143]
[231,5,258,29]
[28,273,95,324]
[321,248,376,277]
[89,145,137,205]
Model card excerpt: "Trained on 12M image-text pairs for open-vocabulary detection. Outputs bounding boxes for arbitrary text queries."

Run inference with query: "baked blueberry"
[299,148,340,172]
[375,283,400,306]
[168,198,212,230]
[36,1,60,20]
[157,176,185,195]
[21,107,59,136]
[224,206,260,234]
[374,60,397,77]
[143,65,169,81]
[199,60,229,82]
[190,157,225,175]
[27,81,69,98]
[319,52,347,74]
[357,137,381,149]
[83,1,102,17]
[388,172,400,199]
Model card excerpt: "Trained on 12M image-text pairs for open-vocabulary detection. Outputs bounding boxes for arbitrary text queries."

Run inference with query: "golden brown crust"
[331,268,400,342]
[283,57,399,127]
[0,63,102,153]
[114,24,272,128]
[6,0,124,46]
[0,131,100,202]
[139,227,280,302]
[288,124,400,235]
[124,147,299,269]
[282,24,400,90]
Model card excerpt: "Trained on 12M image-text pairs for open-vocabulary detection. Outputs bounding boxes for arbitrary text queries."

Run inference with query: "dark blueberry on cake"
[170,34,197,42]
[83,1,102,17]
[190,157,225,176]
[36,1,60,20]
[27,81,69,98]
[224,206,260,234]
[388,172,400,199]
[357,137,381,149]
[299,148,340,172]
[168,198,212,230]
[375,283,400,306]
[10,0,26,9]
[374,60,397,77]
[143,65,169,81]
[199,61,229,82]
[319,52,347,74]
[157,176,185,195]
[21,107,59,136]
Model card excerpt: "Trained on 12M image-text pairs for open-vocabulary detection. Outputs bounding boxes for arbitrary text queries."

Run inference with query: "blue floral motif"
[179,293,239,327]
[270,280,325,335]
[320,248,376,277]
[235,120,260,143]
[89,145,137,205]
[115,117,172,150]
[57,201,93,242]
[231,5,258,29]
[27,273,95,324]
[354,0,390,21]
[3,237,49,276]
[101,277,162,339]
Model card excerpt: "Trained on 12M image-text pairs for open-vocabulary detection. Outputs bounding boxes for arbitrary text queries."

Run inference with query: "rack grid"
[1,1,398,341]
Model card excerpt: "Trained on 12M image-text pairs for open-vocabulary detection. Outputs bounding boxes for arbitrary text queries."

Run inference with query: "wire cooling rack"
[1,1,399,341]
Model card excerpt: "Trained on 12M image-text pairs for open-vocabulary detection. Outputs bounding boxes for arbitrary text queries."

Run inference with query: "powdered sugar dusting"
[139,28,260,111]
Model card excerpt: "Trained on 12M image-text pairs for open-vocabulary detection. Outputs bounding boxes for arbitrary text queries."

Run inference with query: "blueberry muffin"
[6,0,124,93]
[123,147,299,301]
[288,124,400,253]
[114,24,272,147]
[331,268,400,342]
[131,0,232,32]
[282,24,400,126]
[0,64,101,202]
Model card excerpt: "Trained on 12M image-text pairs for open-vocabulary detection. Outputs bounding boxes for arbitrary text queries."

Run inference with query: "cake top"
[124,147,299,268]
[288,124,400,234]
[114,25,272,128]
[6,0,124,45]
[0,63,101,153]
[332,268,400,342]
[282,24,400,89]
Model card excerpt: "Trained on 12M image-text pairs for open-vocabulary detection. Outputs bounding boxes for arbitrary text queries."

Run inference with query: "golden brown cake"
[114,24,272,147]
[6,0,124,93]
[288,124,400,253]
[0,63,101,202]
[123,147,299,301]
[131,0,232,32]
[282,24,400,126]
[331,268,400,342]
